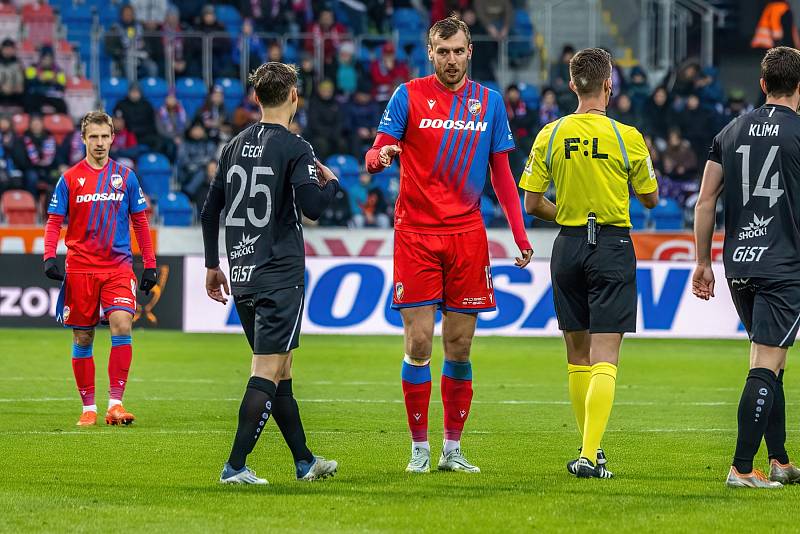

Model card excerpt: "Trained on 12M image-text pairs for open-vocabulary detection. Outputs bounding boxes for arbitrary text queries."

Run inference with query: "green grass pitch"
[1,329,798,533]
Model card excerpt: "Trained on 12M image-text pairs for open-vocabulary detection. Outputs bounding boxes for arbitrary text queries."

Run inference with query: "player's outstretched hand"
[140,268,158,295]
[206,267,230,305]
[691,263,715,300]
[315,159,339,185]
[515,248,533,268]
[43,257,64,281]
[379,145,402,167]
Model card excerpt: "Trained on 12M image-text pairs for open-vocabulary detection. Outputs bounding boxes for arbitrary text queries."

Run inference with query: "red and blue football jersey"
[47,158,148,272]
[377,75,515,233]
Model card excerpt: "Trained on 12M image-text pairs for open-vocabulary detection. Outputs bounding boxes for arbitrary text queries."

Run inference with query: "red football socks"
[71,342,95,408]
[401,357,432,443]
[441,360,473,441]
[108,336,132,401]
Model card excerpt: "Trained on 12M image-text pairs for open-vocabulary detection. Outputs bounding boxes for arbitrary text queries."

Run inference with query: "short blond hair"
[80,111,114,136]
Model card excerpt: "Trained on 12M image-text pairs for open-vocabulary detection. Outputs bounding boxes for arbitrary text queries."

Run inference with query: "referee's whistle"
[587,212,597,247]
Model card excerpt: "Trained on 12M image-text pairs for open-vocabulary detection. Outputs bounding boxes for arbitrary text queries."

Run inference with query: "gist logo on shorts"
[395,282,404,302]
[62,305,70,321]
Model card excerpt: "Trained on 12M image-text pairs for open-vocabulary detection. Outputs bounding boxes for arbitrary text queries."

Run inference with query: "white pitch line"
[0,377,746,391]
[0,397,781,407]
[0,428,797,437]
[0,428,750,436]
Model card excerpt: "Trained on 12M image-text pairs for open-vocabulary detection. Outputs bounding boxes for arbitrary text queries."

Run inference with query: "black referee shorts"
[728,277,800,348]
[234,285,305,354]
[550,225,637,334]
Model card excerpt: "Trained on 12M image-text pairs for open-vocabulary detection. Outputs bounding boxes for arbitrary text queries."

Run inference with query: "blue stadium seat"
[140,77,169,109]
[160,192,193,226]
[382,161,400,181]
[176,77,207,119]
[629,196,648,230]
[480,195,496,227]
[509,9,534,61]
[100,77,128,113]
[283,42,299,64]
[215,5,242,37]
[93,3,118,26]
[481,81,502,95]
[651,198,683,230]
[137,153,171,201]
[518,82,540,109]
[59,1,92,25]
[326,154,360,179]
[215,78,244,112]
[393,8,424,33]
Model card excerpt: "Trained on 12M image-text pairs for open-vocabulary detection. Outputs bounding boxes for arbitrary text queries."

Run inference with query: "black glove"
[140,268,158,295]
[43,257,64,281]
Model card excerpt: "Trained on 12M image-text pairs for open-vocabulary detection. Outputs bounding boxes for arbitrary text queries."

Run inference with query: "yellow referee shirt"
[519,113,657,227]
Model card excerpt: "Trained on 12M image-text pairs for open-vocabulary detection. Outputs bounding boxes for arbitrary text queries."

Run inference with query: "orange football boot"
[76,411,97,426]
[105,404,136,426]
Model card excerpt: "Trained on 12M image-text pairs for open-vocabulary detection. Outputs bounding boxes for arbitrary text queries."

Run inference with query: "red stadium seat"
[65,77,97,122]
[21,3,54,47]
[0,189,37,225]
[18,38,74,71]
[0,4,20,43]
[12,112,29,135]
[44,113,74,143]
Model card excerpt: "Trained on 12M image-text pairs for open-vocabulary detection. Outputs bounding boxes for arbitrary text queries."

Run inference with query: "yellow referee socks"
[581,362,618,464]
[567,364,592,435]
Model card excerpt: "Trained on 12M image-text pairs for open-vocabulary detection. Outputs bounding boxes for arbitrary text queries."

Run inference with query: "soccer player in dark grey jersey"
[694,46,800,489]
[200,62,339,485]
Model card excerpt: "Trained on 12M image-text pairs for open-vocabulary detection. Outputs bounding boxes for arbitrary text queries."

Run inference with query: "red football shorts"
[392,228,495,312]
[57,270,138,328]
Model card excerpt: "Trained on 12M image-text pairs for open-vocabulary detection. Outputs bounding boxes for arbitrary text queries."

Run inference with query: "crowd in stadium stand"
[0,0,753,229]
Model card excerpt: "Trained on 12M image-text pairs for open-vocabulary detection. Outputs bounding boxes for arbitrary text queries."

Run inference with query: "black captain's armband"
[564,137,609,160]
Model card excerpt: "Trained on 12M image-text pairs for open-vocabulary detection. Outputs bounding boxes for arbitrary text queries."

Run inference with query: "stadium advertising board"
[0,226,158,255]
[0,254,183,329]
[160,227,721,261]
[631,232,725,261]
[183,256,746,339]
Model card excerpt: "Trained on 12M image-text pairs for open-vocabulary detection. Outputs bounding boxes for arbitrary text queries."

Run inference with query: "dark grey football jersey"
[710,105,800,280]
[212,122,319,294]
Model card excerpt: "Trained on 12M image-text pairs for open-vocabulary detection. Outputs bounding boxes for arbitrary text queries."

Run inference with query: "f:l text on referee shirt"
[519,48,659,479]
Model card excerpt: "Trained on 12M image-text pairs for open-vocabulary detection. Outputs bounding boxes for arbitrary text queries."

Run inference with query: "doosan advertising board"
[183,257,746,339]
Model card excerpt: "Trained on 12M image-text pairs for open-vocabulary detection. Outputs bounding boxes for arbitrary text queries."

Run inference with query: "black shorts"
[728,277,800,348]
[550,226,637,333]
[234,285,305,354]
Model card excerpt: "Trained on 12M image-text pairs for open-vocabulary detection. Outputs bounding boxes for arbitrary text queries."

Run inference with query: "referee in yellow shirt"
[520,48,659,479]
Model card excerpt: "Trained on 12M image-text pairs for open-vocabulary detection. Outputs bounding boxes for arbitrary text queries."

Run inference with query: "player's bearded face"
[429,31,471,87]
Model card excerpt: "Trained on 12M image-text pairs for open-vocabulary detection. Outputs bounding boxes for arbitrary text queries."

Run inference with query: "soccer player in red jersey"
[42,111,158,427]
[365,16,533,473]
